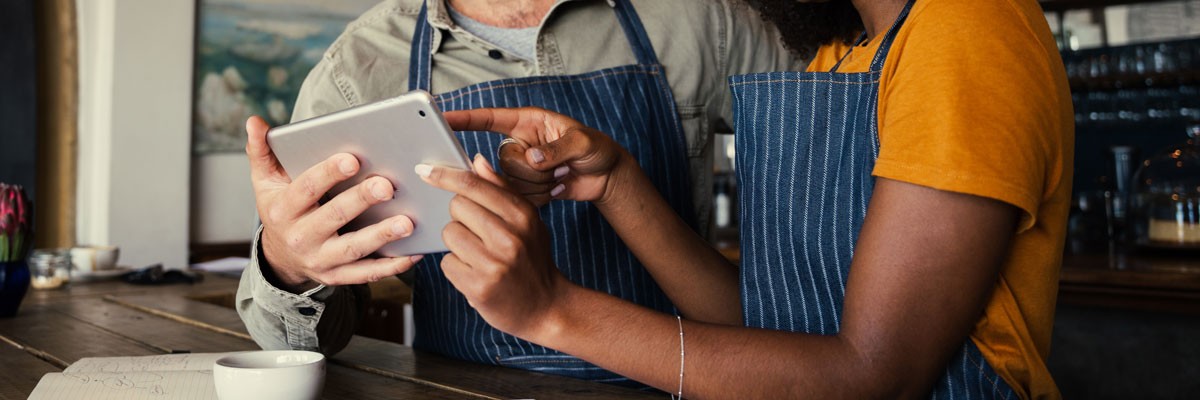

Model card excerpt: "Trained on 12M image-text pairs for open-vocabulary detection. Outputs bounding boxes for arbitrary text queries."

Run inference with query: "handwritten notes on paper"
[29,353,239,400]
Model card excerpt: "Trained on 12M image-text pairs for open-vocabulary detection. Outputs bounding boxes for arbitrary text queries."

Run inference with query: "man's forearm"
[236,228,363,355]
[594,155,741,325]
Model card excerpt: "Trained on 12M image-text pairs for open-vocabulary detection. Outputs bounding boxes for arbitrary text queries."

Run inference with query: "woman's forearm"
[534,286,871,400]
[593,154,741,324]
[537,179,1019,400]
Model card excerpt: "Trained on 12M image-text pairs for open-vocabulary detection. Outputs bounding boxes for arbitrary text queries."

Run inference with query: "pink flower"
[0,185,13,236]
[14,186,30,231]
[0,183,31,261]
[0,213,12,237]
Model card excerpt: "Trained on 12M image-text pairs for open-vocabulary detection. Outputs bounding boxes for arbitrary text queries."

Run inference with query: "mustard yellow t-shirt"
[807,0,1073,399]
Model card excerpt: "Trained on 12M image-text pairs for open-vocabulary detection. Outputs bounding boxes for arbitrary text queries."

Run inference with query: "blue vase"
[0,261,31,318]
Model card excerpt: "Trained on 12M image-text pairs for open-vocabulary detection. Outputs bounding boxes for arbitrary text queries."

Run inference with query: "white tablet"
[267,90,472,256]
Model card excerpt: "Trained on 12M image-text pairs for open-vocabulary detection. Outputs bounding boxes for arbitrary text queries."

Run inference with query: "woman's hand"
[416,154,574,339]
[447,107,744,326]
[444,107,632,207]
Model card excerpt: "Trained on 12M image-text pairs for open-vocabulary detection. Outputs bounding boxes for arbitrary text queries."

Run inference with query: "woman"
[416,0,1072,398]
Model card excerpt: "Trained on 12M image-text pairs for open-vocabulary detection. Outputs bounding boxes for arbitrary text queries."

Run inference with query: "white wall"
[77,0,193,269]
[191,154,258,243]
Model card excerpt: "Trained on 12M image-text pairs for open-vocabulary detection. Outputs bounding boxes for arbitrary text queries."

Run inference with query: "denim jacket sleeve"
[235,226,370,355]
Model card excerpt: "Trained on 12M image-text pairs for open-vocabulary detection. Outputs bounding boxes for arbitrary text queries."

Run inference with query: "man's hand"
[444,107,632,207]
[415,154,573,339]
[245,116,423,293]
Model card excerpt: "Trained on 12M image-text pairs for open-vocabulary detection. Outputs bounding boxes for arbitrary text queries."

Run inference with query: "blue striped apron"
[730,1,1018,398]
[407,0,692,384]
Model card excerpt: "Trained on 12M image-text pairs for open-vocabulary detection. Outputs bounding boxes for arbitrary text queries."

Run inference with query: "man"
[237,0,801,384]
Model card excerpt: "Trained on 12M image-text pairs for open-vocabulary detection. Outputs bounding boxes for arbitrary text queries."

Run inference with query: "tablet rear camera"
[418,110,427,118]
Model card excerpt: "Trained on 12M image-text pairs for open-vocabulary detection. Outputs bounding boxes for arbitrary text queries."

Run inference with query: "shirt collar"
[424,0,454,31]
[424,0,598,31]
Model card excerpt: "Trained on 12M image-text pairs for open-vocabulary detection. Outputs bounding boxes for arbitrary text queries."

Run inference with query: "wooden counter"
[0,273,658,400]
[1059,242,1200,315]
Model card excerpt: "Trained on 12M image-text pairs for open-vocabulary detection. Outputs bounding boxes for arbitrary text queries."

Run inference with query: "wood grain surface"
[0,338,60,400]
[0,274,658,399]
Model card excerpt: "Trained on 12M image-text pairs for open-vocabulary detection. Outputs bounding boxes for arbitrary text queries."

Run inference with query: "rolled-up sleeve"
[236,226,369,355]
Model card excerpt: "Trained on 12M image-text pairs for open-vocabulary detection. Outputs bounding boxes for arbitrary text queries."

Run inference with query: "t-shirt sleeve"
[871,0,1068,232]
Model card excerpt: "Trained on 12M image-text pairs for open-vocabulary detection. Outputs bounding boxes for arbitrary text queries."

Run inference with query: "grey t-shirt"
[447,5,539,61]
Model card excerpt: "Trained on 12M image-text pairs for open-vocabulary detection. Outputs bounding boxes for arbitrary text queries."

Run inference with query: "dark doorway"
[0,0,38,199]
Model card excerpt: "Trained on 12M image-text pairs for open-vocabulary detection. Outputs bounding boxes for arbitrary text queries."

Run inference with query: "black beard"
[748,0,864,60]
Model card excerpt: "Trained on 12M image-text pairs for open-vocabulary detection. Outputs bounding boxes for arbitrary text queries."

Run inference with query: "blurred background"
[0,0,1197,398]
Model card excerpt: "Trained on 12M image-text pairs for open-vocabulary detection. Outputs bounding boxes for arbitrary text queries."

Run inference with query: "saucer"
[72,266,133,282]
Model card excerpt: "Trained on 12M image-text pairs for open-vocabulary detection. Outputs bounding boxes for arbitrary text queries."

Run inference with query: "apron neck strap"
[867,0,916,71]
[829,32,867,73]
[408,2,435,92]
[408,0,661,93]
[828,0,916,74]
[610,0,660,66]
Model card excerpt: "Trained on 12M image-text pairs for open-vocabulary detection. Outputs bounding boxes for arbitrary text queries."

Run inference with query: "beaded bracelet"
[670,315,685,399]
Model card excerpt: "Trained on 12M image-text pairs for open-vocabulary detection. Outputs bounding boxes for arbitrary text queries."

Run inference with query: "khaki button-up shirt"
[237,0,803,356]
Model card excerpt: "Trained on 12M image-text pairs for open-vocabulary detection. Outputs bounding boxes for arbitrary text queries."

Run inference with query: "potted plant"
[0,183,32,317]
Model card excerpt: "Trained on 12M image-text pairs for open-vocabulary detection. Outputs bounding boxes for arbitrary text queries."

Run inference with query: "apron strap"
[867,0,916,71]
[828,0,916,74]
[829,32,868,73]
[408,2,434,92]
[407,0,662,93]
[611,0,661,66]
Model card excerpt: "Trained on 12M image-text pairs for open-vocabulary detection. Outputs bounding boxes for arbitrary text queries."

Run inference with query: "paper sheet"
[64,353,235,374]
[29,371,215,400]
[190,257,250,274]
[29,353,239,400]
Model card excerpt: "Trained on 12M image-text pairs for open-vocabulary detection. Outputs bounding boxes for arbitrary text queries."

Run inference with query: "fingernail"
[371,179,393,200]
[339,156,357,176]
[529,148,546,164]
[414,164,433,178]
[409,254,425,263]
[551,183,565,197]
[392,218,411,236]
[554,165,569,179]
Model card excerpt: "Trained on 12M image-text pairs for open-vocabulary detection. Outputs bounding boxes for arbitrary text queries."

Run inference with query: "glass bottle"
[714,174,732,229]
[28,249,71,290]
[1107,146,1139,241]
[1130,123,1200,249]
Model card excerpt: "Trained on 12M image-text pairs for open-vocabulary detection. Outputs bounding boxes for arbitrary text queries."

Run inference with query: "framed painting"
[192,0,381,154]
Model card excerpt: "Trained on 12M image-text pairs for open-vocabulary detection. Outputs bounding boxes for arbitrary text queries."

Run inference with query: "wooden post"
[34,0,78,249]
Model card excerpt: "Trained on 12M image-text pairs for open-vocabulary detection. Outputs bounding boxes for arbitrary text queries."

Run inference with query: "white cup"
[69,245,119,272]
[213,350,326,400]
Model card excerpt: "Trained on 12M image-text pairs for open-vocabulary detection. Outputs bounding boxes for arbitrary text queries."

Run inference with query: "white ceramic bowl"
[69,245,119,272]
[213,350,326,400]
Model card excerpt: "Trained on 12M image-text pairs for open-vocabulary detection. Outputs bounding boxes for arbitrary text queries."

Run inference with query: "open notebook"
[29,353,238,400]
